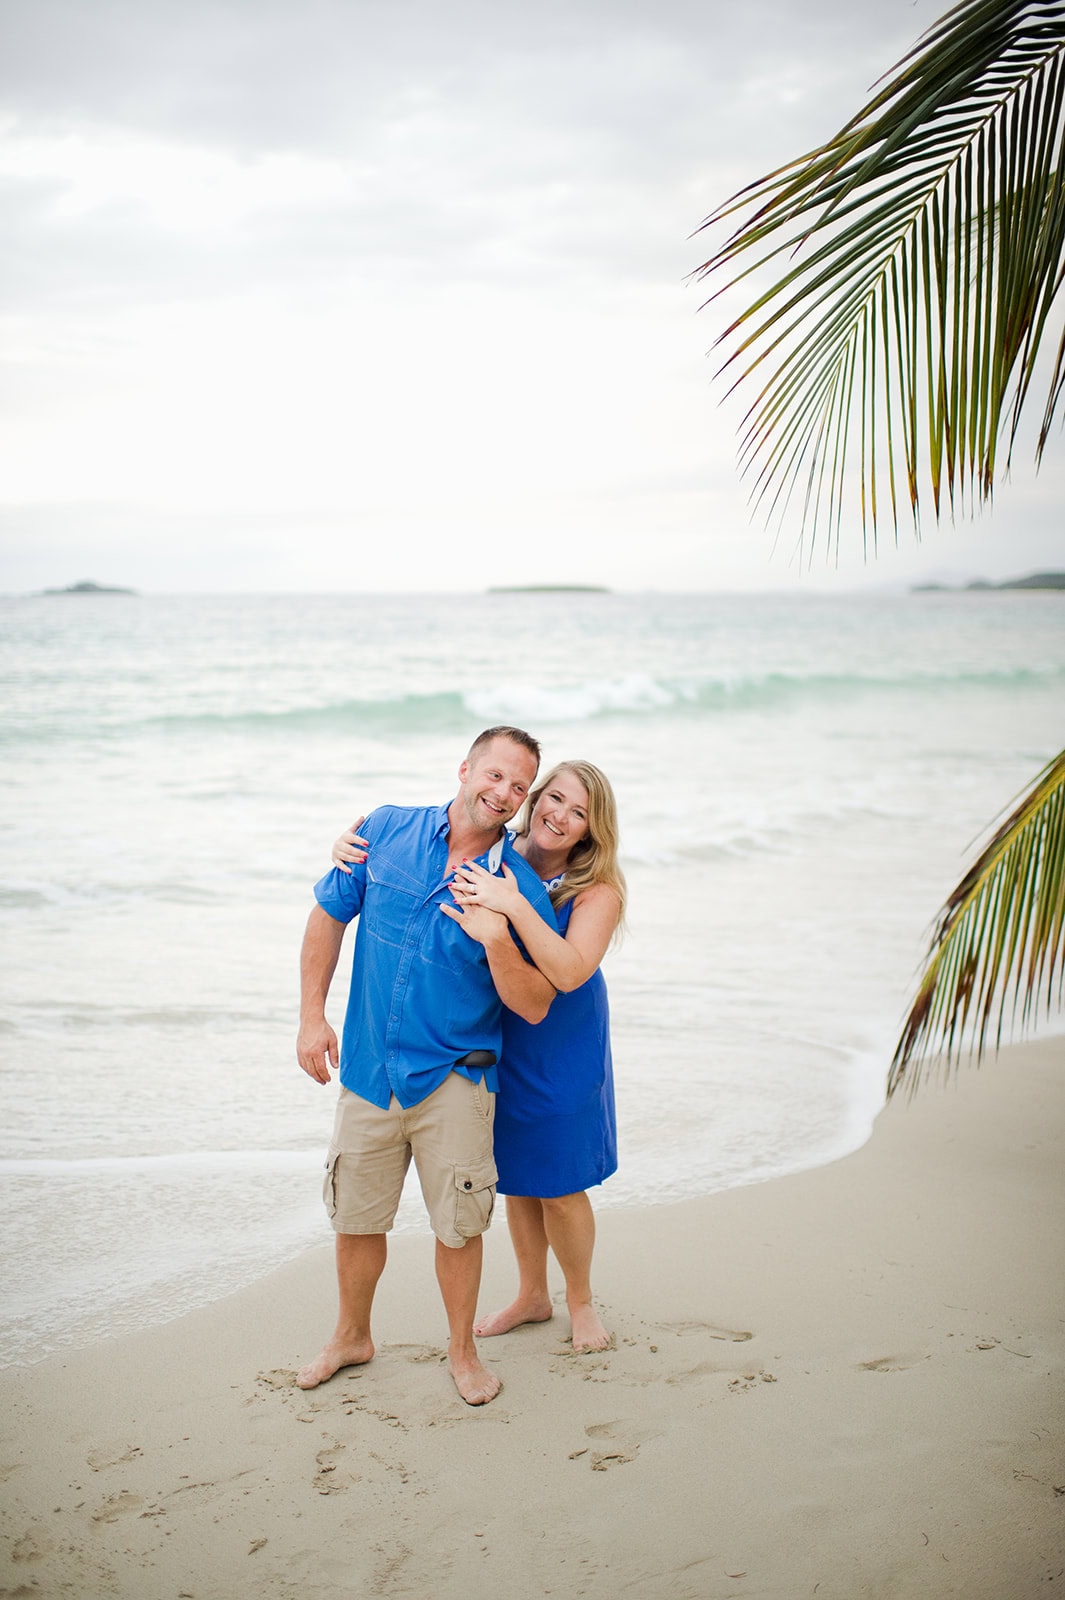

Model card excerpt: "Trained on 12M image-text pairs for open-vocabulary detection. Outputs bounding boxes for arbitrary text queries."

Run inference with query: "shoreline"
[0,1048,892,1372]
[2,1037,1063,1598]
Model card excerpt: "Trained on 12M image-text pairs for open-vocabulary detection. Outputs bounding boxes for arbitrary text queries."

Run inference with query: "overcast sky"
[2,0,1062,594]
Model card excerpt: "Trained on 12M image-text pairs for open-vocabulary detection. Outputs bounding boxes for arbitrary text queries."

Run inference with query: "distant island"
[487,584,610,594]
[912,571,1065,592]
[41,579,137,596]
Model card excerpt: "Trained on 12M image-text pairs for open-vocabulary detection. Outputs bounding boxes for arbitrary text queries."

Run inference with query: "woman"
[332,759,625,1353]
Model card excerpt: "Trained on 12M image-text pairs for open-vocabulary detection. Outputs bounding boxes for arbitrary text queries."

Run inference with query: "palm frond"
[694,0,1065,555]
[888,746,1065,1097]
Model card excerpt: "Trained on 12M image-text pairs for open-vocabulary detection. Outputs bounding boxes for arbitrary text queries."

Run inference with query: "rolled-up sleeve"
[313,818,375,923]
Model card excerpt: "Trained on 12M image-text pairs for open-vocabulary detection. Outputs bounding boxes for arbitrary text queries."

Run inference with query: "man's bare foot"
[473,1295,553,1338]
[448,1351,502,1406]
[570,1302,612,1354]
[296,1336,374,1390]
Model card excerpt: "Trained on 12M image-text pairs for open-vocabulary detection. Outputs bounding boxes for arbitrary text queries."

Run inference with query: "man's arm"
[440,901,555,1023]
[296,904,347,1084]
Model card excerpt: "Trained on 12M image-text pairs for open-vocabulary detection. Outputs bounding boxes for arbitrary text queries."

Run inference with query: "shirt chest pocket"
[364,859,424,947]
[422,898,491,974]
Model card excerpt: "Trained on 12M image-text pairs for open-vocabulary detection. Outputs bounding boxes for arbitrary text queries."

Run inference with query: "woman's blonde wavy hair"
[514,760,627,927]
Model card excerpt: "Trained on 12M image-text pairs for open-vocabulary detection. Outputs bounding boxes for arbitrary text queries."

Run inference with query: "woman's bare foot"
[296,1336,374,1390]
[474,1295,553,1338]
[448,1351,502,1405]
[570,1302,612,1354]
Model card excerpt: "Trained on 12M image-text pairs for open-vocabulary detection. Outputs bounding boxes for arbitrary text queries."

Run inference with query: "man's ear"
[457,759,469,785]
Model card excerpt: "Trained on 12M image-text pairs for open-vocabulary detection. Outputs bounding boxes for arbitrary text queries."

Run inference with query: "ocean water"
[1,586,1062,1366]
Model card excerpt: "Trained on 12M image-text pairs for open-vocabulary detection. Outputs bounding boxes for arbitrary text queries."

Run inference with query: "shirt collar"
[437,798,506,874]
[432,799,453,838]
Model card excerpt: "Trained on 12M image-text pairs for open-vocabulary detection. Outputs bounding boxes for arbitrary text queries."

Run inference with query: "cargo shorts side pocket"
[452,1158,498,1241]
[322,1148,341,1221]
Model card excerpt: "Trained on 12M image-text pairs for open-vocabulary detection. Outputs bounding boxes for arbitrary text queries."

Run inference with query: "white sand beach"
[2,1037,1062,1600]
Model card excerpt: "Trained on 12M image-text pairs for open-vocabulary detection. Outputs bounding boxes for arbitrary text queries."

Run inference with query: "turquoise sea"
[1,586,1062,1365]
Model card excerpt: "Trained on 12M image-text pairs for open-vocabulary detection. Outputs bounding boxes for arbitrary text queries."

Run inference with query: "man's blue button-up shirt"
[313,800,557,1110]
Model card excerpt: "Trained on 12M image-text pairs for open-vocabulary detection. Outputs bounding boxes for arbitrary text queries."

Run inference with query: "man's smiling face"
[456,736,538,838]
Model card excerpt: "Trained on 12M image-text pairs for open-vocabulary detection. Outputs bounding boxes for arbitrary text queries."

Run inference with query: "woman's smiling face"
[530,769,591,857]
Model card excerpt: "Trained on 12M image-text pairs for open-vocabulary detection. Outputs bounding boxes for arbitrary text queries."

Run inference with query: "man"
[295,726,556,1406]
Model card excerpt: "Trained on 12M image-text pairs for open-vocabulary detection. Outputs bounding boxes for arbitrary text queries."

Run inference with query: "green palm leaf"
[694,0,1065,1089]
[888,748,1065,1096]
[694,0,1065,552]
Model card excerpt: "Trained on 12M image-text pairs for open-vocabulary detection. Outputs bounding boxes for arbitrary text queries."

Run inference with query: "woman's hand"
[439,899,509,948]
[448,860,524,916]
[331,817,369,873]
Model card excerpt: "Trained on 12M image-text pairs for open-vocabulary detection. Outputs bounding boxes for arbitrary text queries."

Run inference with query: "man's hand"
[297,905,347,1083]
[297,1016,339,1085]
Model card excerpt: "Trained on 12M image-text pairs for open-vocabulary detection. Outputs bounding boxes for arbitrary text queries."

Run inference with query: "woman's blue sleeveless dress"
[494,898,618,1198]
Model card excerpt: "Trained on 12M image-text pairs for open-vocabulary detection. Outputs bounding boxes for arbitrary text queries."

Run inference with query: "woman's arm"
[438,901,555,1023]
[449,863,620,992]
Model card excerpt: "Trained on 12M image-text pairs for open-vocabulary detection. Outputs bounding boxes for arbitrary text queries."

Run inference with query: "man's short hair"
[467,726,541,766]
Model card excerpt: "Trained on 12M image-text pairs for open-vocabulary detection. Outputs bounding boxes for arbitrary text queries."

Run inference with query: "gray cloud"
[3,0,916,148]
[7,0,1007,596]
[1,0,923,321]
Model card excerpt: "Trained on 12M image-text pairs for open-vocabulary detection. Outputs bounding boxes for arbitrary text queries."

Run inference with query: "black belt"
[455,1050,496,1068]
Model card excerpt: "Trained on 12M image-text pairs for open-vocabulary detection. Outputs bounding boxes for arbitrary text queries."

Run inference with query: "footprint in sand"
[547,1352,611,1381]
[660,1320,753,1343]
[91,1490,143,1523]
[314,1441,350,1495]
[371,1538,415,1586]
[368,1448,414,1485]
[581,1417,659,1467]
[391,1343,448,1365]
[367,1408,409,1430]
[857,1353,929,1373]
[87,1443,143,1471]
[12,1531,51,1562]
[666,1358,727,1384]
